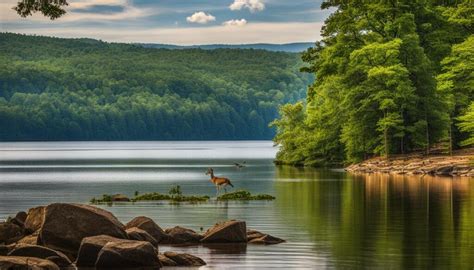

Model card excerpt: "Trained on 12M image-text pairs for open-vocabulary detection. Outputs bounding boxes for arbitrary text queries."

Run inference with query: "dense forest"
[272,1,473,166]
[0,33,312,140]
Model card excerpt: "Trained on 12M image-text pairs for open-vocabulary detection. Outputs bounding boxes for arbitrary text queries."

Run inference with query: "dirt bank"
[345,148,474,177]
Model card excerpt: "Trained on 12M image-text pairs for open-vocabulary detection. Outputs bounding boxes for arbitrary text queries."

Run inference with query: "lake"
[0,141,473,269]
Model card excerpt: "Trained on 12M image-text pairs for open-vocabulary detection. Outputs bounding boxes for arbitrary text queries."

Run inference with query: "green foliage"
[13,0,68,20]
[458,102,474,146]
[437,35,474,149]
[90,194,113,204]
[0,33,312,141]
[217,190,275,200]
[168,185,182,197]
[274,1,474,166]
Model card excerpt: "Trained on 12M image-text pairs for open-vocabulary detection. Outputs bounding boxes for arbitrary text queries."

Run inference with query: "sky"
[0,0,332,45]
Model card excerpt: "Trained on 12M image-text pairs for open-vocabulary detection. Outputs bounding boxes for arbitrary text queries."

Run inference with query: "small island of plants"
[90,185,275,204]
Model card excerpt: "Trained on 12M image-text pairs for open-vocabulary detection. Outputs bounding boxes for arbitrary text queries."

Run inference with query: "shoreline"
[345,149,474,177]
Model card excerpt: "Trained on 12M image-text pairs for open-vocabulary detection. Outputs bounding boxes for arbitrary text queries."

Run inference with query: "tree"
[273,0,474,166]
[458,102,474,146]
[437,35,474,152]
[14,0,68,20]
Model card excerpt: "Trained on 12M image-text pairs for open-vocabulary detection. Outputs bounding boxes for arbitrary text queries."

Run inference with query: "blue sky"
[0,0,332,44]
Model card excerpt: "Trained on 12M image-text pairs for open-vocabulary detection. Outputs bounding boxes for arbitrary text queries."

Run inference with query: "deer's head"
[205,168,214,176]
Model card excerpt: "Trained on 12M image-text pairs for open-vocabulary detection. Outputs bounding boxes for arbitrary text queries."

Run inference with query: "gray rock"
[95,240,160,268]
[201,220,247,243]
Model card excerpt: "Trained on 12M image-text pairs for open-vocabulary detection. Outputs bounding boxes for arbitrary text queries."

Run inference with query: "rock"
[75,235,123,267]
[0,255,59,270]
[112,194,130,202]
[17,231,39,245]
[126,227,158,247]
[125,216,170,243]
[9,211,28,228]
[0,222,23,244]
[8,244,72,267]
[163,251,206,266]
[436,165,454,176]
[0,245,8,256]
[248,234,285,245]
[95,240,160,268]
[201,220,247,243]
[158,253,178,266]
[39,203,127,256]
[25,206,45,234]
[246,229,265,241]
[165,226,203,244]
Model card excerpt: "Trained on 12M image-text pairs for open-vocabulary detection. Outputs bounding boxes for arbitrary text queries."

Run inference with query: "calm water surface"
[0,141,473,269]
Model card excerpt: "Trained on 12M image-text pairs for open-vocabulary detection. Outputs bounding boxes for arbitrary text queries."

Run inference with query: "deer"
[206,168,234,195]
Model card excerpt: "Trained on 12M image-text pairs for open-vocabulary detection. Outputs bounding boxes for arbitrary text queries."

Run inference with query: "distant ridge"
[139,42,314,53]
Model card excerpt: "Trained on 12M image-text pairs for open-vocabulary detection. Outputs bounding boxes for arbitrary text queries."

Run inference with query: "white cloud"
[229,0,265,13]
[186,11,216,24]
[223,19,247,27]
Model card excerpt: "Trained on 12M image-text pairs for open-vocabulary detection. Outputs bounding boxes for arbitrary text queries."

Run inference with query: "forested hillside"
[272,1,473,166]
[0,33,312,141]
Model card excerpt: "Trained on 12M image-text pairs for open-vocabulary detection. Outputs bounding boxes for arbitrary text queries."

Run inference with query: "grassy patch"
[217,190,275,201]
[90,194,113,204]
[91,185,210,204]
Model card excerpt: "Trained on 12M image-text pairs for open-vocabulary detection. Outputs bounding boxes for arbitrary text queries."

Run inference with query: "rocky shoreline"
[0,203,285,269]
[345,150,474,177]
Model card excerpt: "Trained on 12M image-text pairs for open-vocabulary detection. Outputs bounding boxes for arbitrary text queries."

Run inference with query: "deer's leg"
[224,184,227,193]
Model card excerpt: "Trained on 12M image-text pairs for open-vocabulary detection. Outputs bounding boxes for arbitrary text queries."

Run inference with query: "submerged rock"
[201,220,247,243]
[165,226,203,244]
[95,240,160,268]
[158,253,178,266]
[8,244,72,267]
[163,251,206,266]
[0,255,59,270]
[112,194,131,202]
[248,234,285,245]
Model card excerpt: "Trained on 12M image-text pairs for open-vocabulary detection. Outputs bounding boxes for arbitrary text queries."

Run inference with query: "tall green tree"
[273,0,474,166]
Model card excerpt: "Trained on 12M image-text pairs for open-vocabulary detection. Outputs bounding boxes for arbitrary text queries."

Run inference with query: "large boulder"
[165,226,203,244]
[95,240,160,268]
[163,251,206,266]
[0,255,59,270]
[126,227,158,247]
[0,222,23,244]
[201,220,247,243]
[8,244,72,267]
[125,216,170,243]
[24,206,45,234]
[75,235,122,267]
[39,203,127,256]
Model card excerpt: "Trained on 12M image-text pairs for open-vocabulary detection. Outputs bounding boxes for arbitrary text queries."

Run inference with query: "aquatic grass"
[217,190,275,201]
